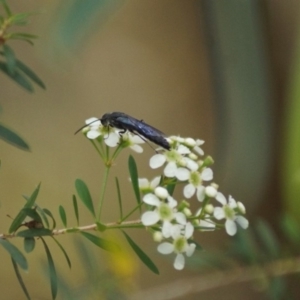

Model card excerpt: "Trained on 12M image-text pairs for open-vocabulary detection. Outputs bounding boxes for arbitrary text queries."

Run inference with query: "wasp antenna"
[74,118,102,135]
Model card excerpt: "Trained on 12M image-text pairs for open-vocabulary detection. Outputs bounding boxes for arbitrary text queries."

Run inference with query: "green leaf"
[16,59,46,89]
[8,12,34,25]
[128,155,141,207]
[115,177,123,219]
[17,228,52,237]
[72,195,79,226]
[9,183,41,233]
[96,221,106,232]
[3,44,16,74]
[40,237,57,300]
[5,32,38,40]
[75,179,95,217]
[0,239,28,270]
[280,214,300,247]
[24,237,35,253]
[43,209,56,230]
[11,257,31,300]
[0,62,34,92]
[122,231,159,274]
[0,123,30,150]
[255,219,280,259]
[51,237,71,269]
[22,207,43,224]
[58,205,67,227]
[36,205,50,228]
[0,0,12,16]
[81,231,119,252]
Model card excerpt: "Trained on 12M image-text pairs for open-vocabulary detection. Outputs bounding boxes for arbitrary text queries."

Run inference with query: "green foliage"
[122,231,159,275]
[128,155,141,207]
[75,179,96,218]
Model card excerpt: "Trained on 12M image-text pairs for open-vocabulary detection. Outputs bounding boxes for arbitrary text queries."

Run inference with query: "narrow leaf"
[115,177,123,218]
[5,32,38,39]
[8,12,34,25]
[0,62,33,92]
[72,195,79,225]
[43,208,56,230]
[22,207,43,224]
[51,237,71,269]
[40,238,57,300]
[36,205,50,228]
[3,44,16,74]
[7,36,34,45]
[0,239,28,270]
[255,219,280,259]
[58,205,67,227]
[0,0,12,16]
[75,179,95,217]
[128,155,141,207]
[9,183,41,233]
[17,228,52,237]
[16,59,46,89]
[81,231,118,252]
[122,231,159,274]
[11,258,31,300]
[24,237,35,253]
[0,123,30,150]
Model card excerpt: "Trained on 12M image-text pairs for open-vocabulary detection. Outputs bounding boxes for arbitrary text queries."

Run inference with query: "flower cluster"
[81,119,249,270]
[139,136,249,270]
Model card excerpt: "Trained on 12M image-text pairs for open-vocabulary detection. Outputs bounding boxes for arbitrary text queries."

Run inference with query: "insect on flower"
[75,112,171,150]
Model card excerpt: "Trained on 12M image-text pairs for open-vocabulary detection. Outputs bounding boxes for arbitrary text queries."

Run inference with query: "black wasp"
[76,112,171,150]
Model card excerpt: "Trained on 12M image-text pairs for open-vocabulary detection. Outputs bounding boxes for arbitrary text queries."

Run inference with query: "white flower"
[193,139,205,156]
[138,176,161,193]
[121,132,145,153]
[157,222,196,270]
[213,193,249,236]
[183,168,213,201]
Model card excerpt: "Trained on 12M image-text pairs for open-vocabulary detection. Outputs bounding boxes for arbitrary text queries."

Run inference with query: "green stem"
[119,202,144,223]
[97,165,110,221]
[199,196,211,219]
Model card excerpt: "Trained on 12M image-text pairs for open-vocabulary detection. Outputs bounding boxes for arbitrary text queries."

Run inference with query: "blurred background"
[1,0,300,299]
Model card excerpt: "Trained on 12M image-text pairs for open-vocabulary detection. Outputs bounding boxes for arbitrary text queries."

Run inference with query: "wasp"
[76,112,170,150]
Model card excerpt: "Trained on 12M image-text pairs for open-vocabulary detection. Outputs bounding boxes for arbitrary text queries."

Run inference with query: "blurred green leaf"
[17,228,52,237]
[122,231,159,275]
[5,32,38,40]
[16,59,46,89]
[268,277,288,300]
[9,183,41,233]
[59,205,67,227]
[81,231,118,252]
[51,237,71,269]
[0,123,30,150]
[75,179,95,218]
[280,214,300,247]
[11,257,31,300]
[115,177,123,219]
[41,237,57,300]
[72,195,79,226]
[128,155,141,208]
[43,208,56,230]
[255,219,280,259]
[229,229,259,264]
[24,237,35,253]
[0,0,12,16]
[8,12,34,26]
[3,44,16,74]
[0,62,33,92]
[0,239,28,270]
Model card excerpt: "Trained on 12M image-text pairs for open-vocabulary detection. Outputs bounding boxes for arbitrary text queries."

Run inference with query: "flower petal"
[174,253,185,270]
[157,242,174,254]
[87,130,100,139]
[175,212,187,225]
[236,216,249,229]
[215,192,227,205]
[143,193,160,206]
[184,222,194,238]
[186,243,196,257]
[164,162,177,178]
[225,219,237,236]
[175,168,190,181]
[141,211,160,226]
[201,168,213,181]
[196,186,205,201]
[213,207,225,220]
[183,184,196,198]
[150,154,166,169]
